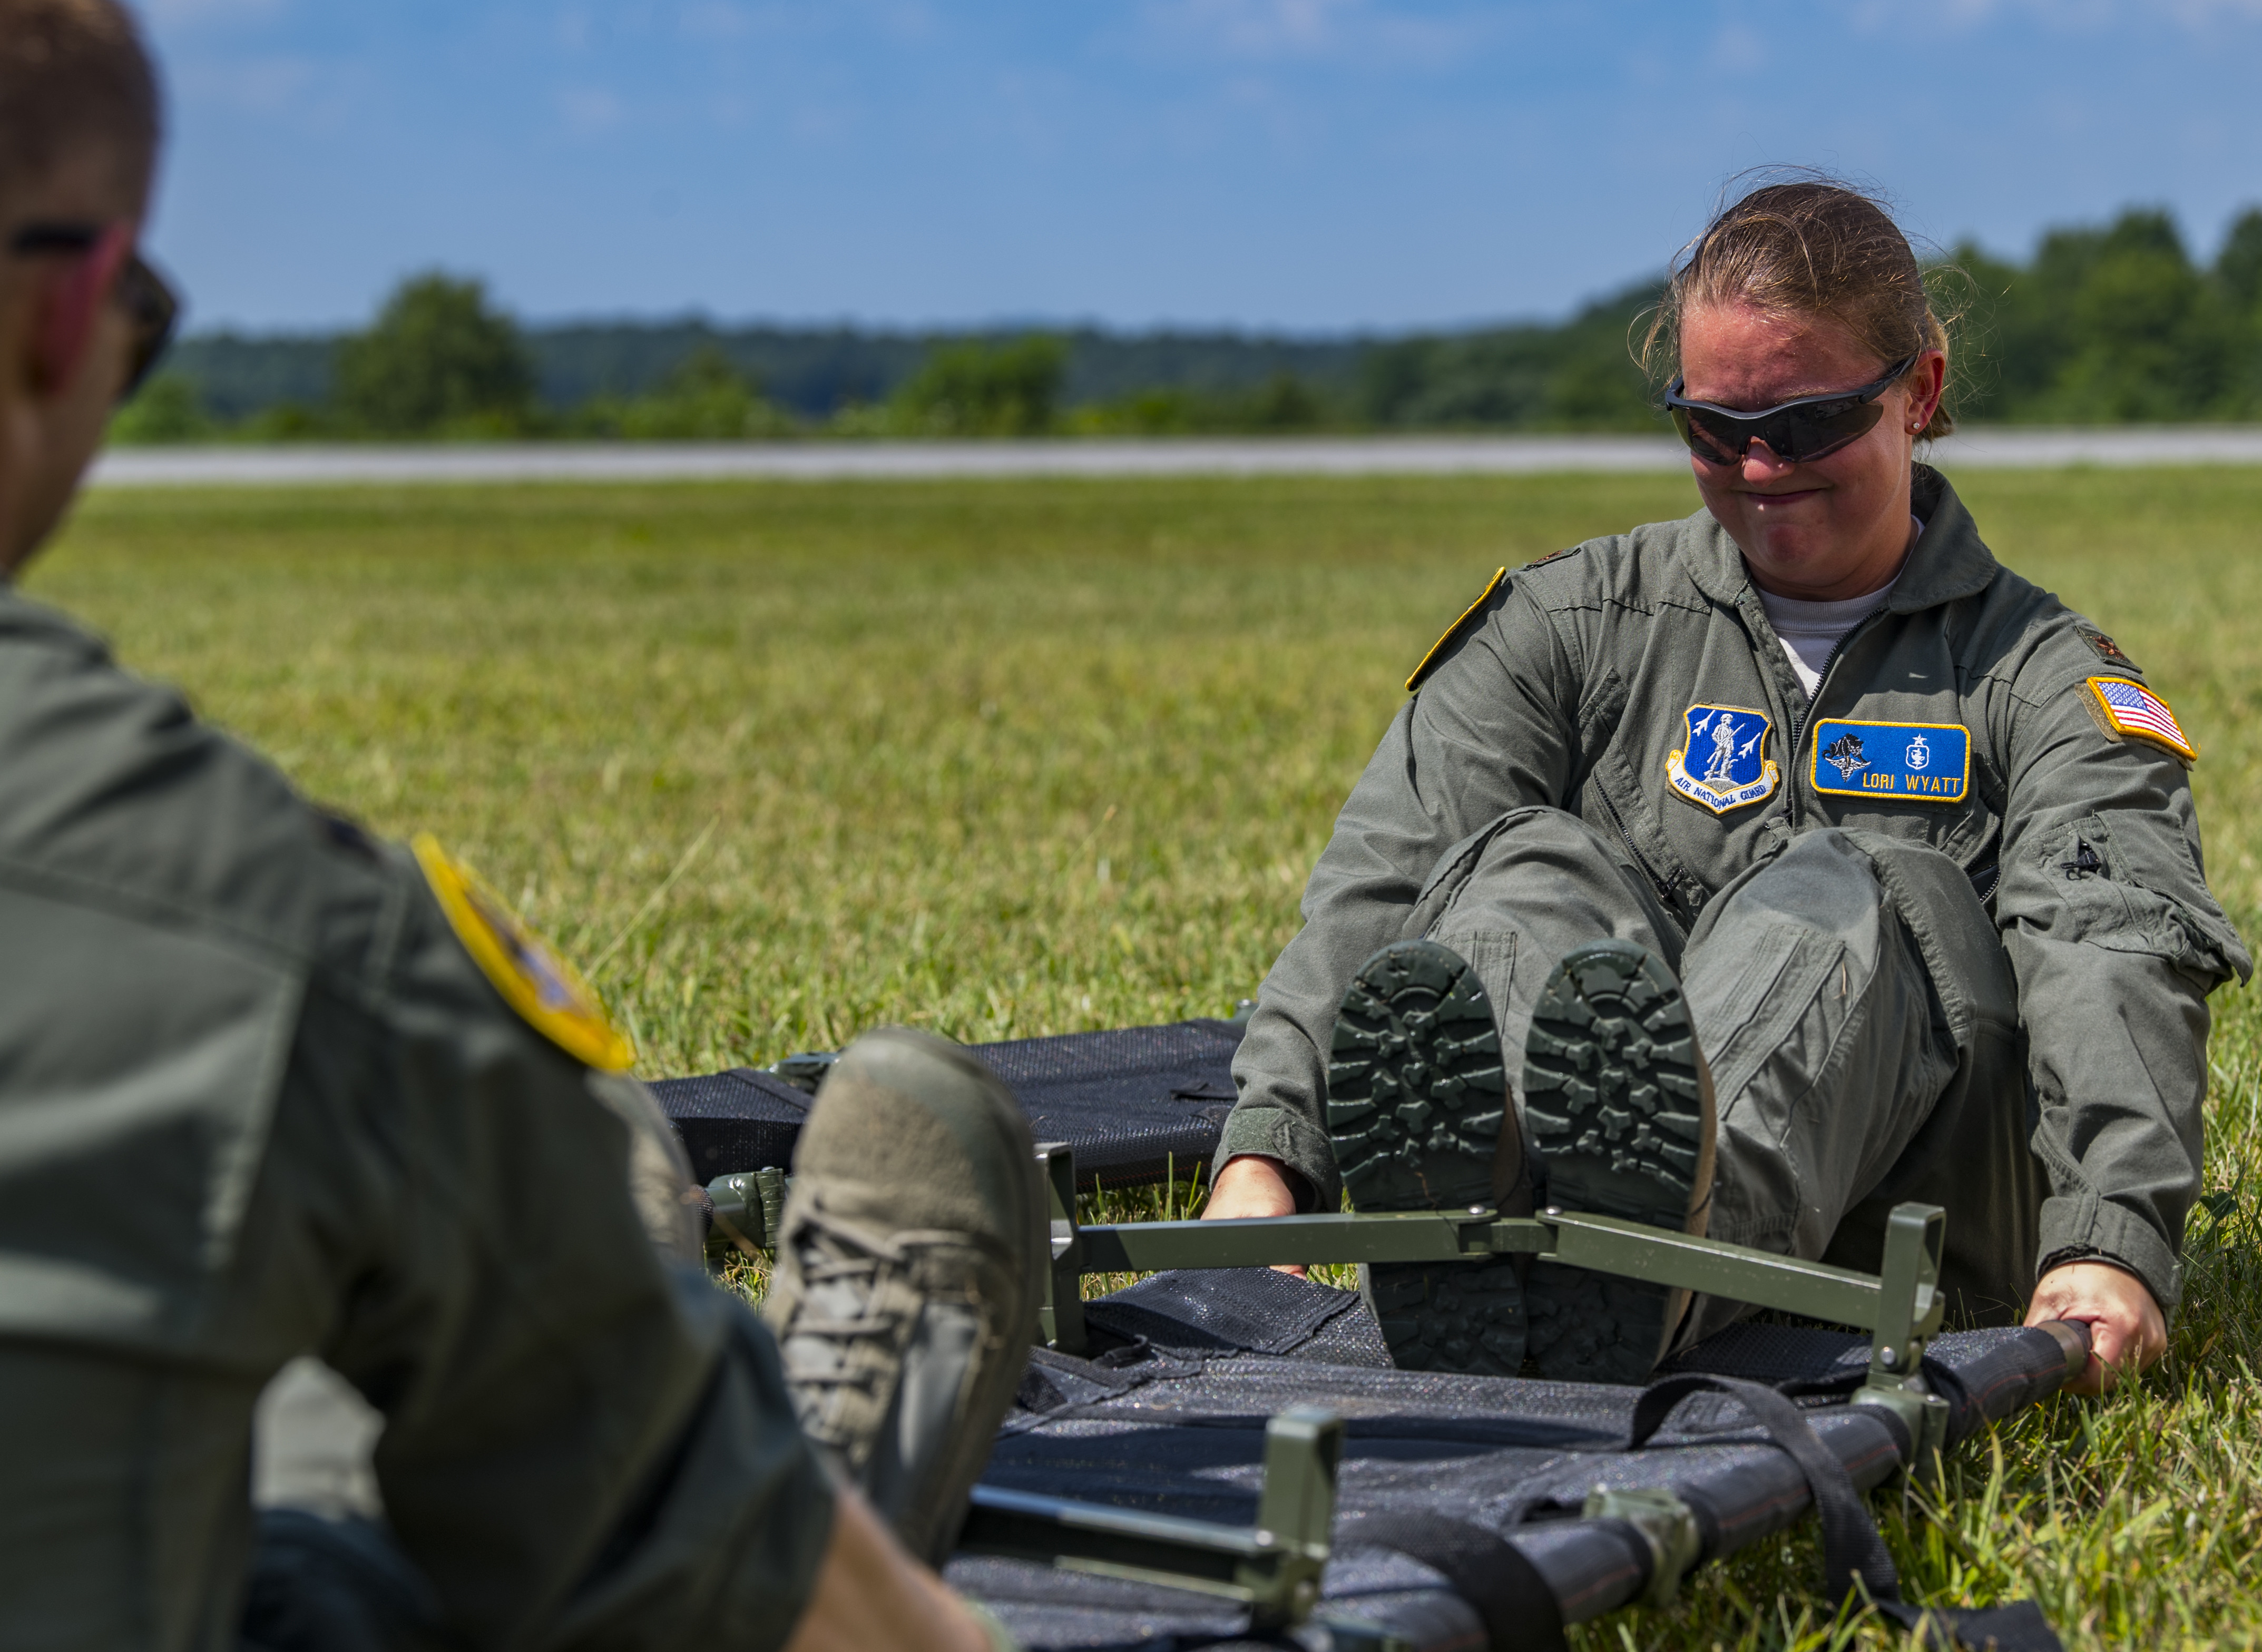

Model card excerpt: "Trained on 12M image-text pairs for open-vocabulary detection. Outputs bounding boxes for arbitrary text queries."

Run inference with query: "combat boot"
[764,1027,1047,1566]
[1326,939,1530,1377]
[1520,940,1717,1384]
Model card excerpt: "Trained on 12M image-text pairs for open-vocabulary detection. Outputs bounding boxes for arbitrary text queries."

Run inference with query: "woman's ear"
[27,224,131,398]
[1905,350,1947,434]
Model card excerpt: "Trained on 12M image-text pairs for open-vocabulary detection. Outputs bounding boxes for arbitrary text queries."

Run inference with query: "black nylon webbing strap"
[1873,1598,2063,1651]
[1630,1373,2061,1652]
[1346,1512,1568,1652]
[1631,1371,1899,1605]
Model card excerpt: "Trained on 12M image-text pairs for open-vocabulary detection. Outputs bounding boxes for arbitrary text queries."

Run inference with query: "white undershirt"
[1755,517,1922,699]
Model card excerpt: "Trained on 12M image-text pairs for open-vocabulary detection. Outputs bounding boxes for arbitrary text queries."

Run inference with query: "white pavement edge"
[85,429,2262,488]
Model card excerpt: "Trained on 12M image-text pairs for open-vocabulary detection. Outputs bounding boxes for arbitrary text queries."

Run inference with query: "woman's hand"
[1201,1155,1310,1277]
[2025,1261,2167,1396]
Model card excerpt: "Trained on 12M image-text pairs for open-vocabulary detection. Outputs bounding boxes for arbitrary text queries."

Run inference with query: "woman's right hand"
[1201,1155,1309,1277]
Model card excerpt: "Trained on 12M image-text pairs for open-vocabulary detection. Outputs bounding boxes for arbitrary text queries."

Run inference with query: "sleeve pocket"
[2029,810,2249,986]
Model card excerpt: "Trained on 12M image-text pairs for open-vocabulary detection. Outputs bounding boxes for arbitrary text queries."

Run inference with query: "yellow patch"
[413,833,635,1071]
[1406,566,1509,693]
[2082,676,2198,764]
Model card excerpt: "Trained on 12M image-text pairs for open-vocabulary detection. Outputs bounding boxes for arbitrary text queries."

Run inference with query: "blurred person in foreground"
[1203,175,2247,1399]
[0,4,1045,1647]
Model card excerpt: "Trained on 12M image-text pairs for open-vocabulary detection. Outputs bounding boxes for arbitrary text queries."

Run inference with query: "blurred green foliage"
[885,335,1068,436]
[105,372,214,444]
[110,203,2262,443]
[1952,206,2262,422]
[571,346,797,440]
[333,272,537,436]
[1069,371,1337,435]
[1357,280,1663,432]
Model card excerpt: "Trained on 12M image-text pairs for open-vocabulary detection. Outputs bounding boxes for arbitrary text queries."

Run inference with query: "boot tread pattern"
[1327,940,1524,1379]
[1521,939,1705,1385]
[1364,1262,1524,1375]
[1328,942,1508,1208]
[1521,944,1705,1198]
[1523,1262,1666,1386]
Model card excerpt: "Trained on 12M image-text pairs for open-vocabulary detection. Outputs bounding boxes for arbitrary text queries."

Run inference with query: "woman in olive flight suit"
[1205,179,2247,1398]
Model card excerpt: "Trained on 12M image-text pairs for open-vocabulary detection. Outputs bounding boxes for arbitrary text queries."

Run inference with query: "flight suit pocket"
[0,882,302,1353]
[2028,811,2248,987]
[1427,926,1516,1020]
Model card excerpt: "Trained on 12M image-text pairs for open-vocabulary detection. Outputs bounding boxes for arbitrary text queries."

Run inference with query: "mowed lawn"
[35,468,2262,1649]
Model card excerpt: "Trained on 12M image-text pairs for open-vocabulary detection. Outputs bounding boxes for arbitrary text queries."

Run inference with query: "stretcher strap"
[1344,1512,1566,1652]
[1631,1373,1898,1605]
[1873,1598,2063,1652]
[1630,1373,2060,1651]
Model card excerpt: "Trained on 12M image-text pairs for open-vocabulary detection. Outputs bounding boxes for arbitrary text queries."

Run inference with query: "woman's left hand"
[2025,1261,2167,1395]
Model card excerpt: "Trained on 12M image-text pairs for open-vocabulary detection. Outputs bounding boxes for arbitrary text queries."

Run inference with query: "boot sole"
[1326,939,1524,1376]
[1520,940,1707,1384]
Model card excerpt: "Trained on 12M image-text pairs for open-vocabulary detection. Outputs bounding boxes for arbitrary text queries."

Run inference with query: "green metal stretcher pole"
[1034,1142,1944,1361]
[712,1144,1948,1429]
[957,1405,1346,1632]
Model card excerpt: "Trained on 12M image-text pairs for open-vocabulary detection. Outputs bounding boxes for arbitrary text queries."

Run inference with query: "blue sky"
[138,1,2262,335]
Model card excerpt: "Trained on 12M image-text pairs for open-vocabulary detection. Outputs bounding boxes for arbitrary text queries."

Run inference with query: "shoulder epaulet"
[1406,566,1510,693]
[2074,625,2142,675]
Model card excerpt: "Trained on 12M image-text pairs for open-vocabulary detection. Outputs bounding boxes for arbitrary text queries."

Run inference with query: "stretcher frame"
[704,1140,1971,1643]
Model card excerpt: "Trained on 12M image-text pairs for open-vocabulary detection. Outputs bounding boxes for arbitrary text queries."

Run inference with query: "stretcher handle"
[2032,1318,2094,1384]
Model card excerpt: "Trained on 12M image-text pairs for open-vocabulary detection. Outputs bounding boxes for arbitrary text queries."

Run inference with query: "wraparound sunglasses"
[1663,352,1918,466]
[9,221,181,399]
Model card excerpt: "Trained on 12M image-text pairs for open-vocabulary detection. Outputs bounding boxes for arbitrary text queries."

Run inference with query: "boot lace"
[778,1204,909,1403]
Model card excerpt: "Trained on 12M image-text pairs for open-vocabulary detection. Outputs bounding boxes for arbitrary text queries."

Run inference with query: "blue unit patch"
[1667,703,1780,814]
[1809,718,1971,803]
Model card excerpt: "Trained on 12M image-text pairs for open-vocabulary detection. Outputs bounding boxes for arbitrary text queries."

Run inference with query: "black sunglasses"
[9,221,181,399]
[1663,352,1918,467]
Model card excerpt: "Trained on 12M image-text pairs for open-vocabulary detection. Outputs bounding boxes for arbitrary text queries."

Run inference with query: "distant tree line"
[1952,208,2262,421]
[112,203,2262,444]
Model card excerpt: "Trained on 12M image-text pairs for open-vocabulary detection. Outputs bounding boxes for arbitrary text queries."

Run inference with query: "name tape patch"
[1667,703,1780,814]
[414,833,635,1071]
[1810,719,1971,803]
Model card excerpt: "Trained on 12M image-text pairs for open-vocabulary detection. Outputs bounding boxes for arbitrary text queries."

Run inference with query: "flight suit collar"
[1680,464,1999,616]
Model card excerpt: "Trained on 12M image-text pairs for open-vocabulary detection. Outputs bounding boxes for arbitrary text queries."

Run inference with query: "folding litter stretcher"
[657,1021,2082,1651]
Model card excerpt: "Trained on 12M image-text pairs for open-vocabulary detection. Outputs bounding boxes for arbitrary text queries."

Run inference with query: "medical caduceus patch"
[1667,703,1780,814]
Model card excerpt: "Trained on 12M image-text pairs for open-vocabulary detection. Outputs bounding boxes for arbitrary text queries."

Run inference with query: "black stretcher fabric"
[952,1268,2071,1651]
[650,1019,1243,1187]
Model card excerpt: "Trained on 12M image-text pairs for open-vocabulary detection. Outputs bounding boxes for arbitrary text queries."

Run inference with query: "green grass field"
[35,468,2262,1649]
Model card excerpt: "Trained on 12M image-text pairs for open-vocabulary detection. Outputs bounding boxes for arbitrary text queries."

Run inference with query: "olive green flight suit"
[1220,466,2248,1320]
[0,586,833,1648]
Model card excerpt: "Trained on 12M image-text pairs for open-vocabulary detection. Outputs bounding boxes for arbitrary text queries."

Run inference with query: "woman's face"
[1678,300,1946,602]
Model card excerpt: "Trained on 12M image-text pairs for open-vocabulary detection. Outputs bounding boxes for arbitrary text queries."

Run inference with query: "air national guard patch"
[413,833,636,1071]
[1809,719,1971,803]
[2083,676,2197,763]
[1667,704,1780,813]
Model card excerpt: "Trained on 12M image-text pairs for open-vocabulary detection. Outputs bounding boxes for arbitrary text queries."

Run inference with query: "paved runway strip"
[88,427,2262,487]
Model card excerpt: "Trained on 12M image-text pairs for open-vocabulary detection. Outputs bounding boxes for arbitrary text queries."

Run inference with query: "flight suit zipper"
[1785,611,1882,828]
[1595,783,1676,911]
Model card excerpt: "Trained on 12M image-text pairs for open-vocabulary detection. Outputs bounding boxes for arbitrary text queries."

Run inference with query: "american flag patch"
[2086,676,2197,762]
